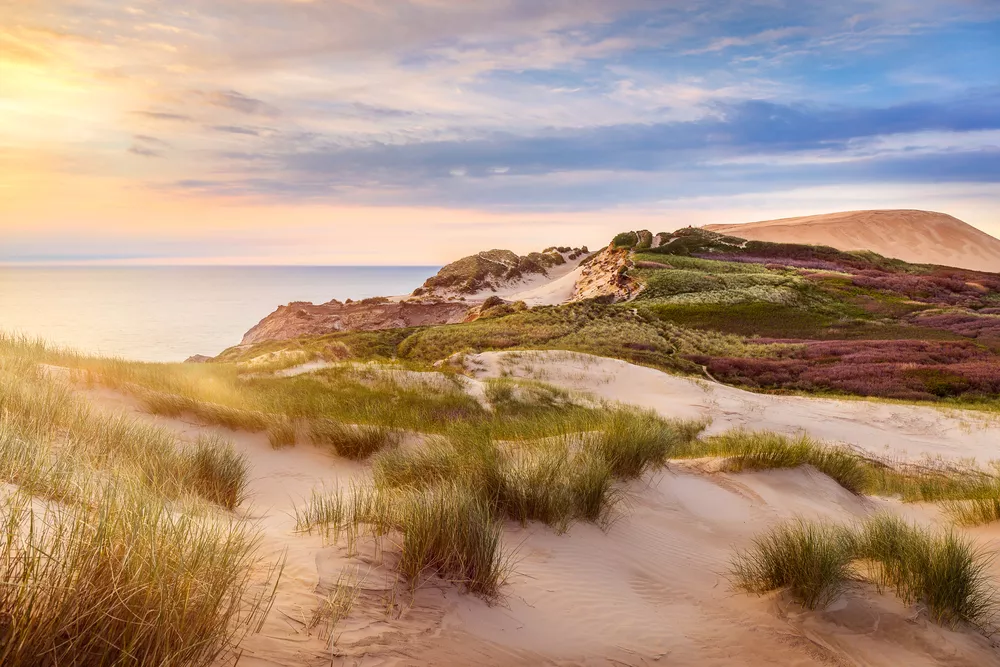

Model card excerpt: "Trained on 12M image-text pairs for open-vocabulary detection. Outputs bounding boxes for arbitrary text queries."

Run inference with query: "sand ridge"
[704,209,1000,272]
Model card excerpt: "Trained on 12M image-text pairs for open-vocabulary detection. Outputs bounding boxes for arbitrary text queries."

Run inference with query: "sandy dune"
[70,358,1000,666]
[704,210,1000,272]
[462,255,588,306]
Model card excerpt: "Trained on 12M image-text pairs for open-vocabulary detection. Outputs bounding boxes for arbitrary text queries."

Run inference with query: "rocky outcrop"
[570,244,637,302]
[241,299,472,345]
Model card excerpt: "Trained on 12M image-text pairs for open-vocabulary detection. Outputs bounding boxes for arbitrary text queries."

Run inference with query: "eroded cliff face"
[240,299,472,345]
[571,246,637,302]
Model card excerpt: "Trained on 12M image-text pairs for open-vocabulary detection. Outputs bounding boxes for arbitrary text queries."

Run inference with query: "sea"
[0,266,437,362]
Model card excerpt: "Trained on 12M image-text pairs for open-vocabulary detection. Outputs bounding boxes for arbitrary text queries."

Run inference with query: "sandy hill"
[704,210,1000,272]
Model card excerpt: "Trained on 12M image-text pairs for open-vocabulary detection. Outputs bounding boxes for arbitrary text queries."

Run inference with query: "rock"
[240,299,473,345]
[184,354,213,363]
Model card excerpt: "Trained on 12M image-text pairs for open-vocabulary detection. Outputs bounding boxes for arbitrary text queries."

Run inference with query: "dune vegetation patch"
[0,340,277,665]
[733,515,998,630]
[295,408,706,596]
[676,430,1000,519]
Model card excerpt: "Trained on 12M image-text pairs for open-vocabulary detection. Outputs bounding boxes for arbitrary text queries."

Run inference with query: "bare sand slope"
[704,210,1000,272]
[70,368,1000,666]
[469,351,1000,465]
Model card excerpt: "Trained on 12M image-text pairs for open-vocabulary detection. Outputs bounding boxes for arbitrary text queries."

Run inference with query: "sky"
[1,0,999,265]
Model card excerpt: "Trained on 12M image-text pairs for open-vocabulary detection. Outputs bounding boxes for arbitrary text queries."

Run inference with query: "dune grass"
[680,430,868,493]
[185,433,251,510]
[266,417,298,449]
[0,484,274,666]
[0,356,252,509]
[298,408,705,595]
[733,515,997,629]
[297,481,511,598]
[731,519,855,610]
[0,342,279,664]
[310,418,401,460]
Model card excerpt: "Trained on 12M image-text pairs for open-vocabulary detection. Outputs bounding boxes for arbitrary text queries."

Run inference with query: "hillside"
[704,210,1000,272]
[225,223,1000,406]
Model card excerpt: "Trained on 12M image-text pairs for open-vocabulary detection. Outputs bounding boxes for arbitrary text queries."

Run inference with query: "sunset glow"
[2,1,998,264]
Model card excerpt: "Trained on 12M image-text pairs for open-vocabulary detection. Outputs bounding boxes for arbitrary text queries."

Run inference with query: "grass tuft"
[310,419,401,460]
[735,515,997,629]
[0,484,274,666]
[185,434,251,510]
[731,518,855,610]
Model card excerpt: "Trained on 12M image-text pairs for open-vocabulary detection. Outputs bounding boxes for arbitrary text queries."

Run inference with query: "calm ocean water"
[0,266,436,362]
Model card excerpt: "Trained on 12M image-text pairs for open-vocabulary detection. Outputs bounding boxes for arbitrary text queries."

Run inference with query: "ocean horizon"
[0,265,437,362]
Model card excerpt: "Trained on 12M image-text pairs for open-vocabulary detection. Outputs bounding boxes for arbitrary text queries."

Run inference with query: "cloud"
[278,90,1000,182]
[5,0,1000,229]
[208,125,262,136]
[128,144,163,158]
[133,111,193,121]
[133,134,171,147]
[206,90,280,117]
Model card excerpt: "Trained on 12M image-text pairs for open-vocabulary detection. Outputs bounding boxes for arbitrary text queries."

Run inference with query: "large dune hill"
[704,209,1000,272]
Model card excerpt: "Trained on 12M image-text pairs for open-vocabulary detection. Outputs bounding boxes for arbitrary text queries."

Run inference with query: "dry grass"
[678,430,1000,522]
[184,433,251,510]
[310,419,401,460]
[0,339,278,664]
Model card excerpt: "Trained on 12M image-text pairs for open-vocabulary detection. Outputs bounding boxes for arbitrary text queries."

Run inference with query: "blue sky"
[1,0,998,263]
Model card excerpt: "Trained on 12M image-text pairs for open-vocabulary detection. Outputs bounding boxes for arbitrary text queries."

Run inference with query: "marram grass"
[0,482,277,666]
[732,515,997,630]
[0,342,276,665]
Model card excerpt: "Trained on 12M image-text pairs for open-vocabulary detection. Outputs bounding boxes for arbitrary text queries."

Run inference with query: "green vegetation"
[0,485,273,666]
[681,430,868,492]
[612,231,639,248]
[734,516,997,629]
[858,515,996,628]
[185,433,251,509]
[310,419,401,460]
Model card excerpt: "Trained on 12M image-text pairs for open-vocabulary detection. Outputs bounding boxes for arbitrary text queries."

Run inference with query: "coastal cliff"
[240,298,471,345]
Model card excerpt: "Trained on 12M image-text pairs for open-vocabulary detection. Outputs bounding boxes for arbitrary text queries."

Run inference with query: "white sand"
[469,350,1000,465]
[67,359,1000,666]
[502,264,586,306]
[454,254,588,306]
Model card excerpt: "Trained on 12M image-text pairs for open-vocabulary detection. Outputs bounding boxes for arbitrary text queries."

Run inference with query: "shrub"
[612,231,639,248]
